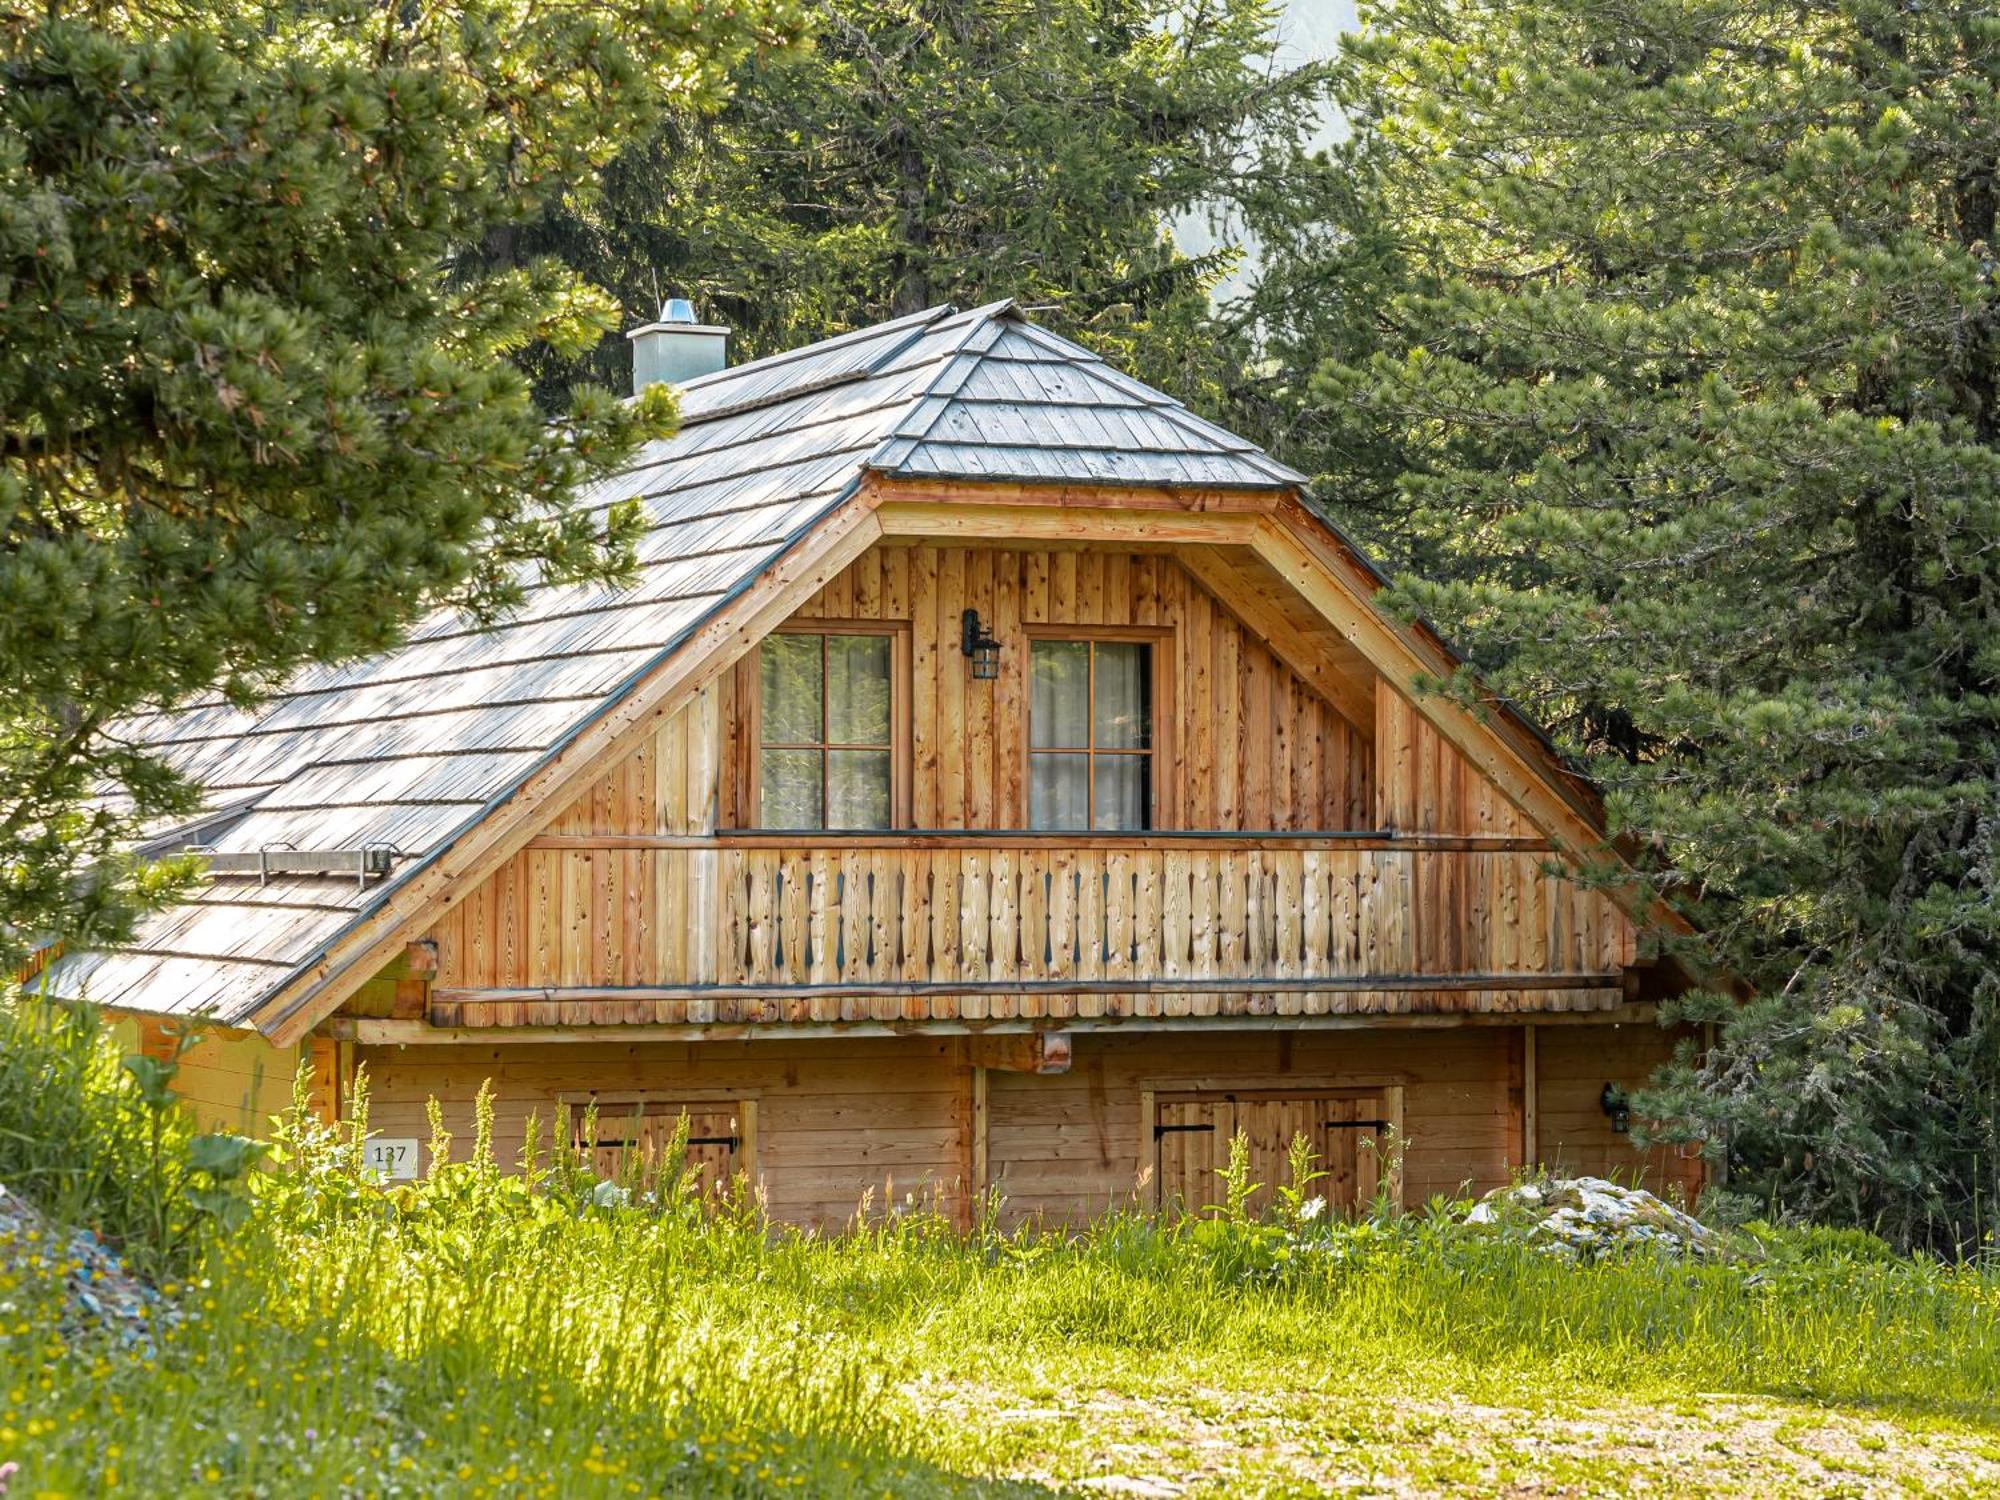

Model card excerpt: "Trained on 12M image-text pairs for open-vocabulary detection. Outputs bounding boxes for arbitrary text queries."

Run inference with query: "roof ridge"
[675,303,952,395]
[860,303,1019,470]
[998,321,1305,485]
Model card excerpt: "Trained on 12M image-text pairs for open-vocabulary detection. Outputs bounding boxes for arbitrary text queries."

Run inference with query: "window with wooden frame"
[756,625,906,828]
[1028,632,1161,831]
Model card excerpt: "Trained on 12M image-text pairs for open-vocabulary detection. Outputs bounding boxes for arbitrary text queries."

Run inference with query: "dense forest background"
[8,0,1998,1247]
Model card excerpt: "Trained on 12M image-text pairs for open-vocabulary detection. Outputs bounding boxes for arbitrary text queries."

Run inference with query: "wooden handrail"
[433,973,1622,1003]
[526,829,1556,854]
[342,1003,1664,1044]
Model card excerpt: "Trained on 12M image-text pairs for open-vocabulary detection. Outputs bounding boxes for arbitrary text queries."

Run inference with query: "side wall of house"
[1536,1024,1703,1189]
[111,1015,330,1135]
[988,1022,1700,1220]
[352,1020,1697,1228]
[353,1034,967,1228]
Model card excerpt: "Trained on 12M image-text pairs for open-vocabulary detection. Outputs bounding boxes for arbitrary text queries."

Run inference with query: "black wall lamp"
[961,609,1000,680]
[1600,1083,1631,1134]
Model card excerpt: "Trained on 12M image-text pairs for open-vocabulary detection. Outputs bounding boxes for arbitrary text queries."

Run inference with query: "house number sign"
[362,1136,419,1181]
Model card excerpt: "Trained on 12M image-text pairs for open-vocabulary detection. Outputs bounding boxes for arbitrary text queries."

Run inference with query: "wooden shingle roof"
[43,301,1306,1025]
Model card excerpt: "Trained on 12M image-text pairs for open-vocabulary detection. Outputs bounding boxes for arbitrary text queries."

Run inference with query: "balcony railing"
[710,833,1632,991]
[425,831,1638,1028]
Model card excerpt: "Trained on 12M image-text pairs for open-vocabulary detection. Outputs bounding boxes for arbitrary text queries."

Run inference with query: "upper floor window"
[1029,637,1153,830]
[760,630,893,828]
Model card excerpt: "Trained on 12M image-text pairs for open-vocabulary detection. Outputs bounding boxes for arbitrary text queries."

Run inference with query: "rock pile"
[1464,1176,1725,1261]
[0,1184,174,1351]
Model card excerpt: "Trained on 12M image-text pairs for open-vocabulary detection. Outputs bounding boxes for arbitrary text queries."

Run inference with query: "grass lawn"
[5,1038,1997,1498]
[12,1153,2000,1497]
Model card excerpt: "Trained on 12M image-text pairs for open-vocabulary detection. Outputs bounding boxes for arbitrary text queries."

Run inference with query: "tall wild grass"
[4,998,1999,1495]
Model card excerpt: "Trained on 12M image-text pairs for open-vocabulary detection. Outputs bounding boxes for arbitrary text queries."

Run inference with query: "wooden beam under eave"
[866,477,1285,514]
[1254,503,1699,946]
[1249,514,1605,859]
[1179,544,1377,734]
[874,500,1262,547]
[253,493,890,1049]
[327,1003,1660,1047]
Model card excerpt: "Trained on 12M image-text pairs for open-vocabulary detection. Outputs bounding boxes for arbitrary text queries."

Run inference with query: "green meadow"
[5,1004,1999,1498]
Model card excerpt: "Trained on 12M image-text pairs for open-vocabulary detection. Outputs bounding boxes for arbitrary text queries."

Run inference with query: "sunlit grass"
[6,1012,2000,1495]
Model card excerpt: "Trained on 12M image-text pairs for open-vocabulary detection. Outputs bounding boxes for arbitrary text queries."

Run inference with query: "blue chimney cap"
[661,297,697,324]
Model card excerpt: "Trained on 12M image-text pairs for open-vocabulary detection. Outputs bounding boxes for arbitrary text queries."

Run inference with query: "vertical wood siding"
[426,686,721,997]
[417,542,1645,1008]
[719,544,1376,831]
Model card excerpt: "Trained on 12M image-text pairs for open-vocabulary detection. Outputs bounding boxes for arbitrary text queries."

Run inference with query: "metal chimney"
[627,297,730,391]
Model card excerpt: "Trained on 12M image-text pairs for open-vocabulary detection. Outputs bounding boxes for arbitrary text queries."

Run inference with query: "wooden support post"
[1137,1087,1157,1209]
[1506,1026,1526,1172]
[737,1099,761,1195]
[971,1065,989,1224]
[1384,1084,1406,1208]
[1523,1022,1539,1172]
[307,1034,344,1124]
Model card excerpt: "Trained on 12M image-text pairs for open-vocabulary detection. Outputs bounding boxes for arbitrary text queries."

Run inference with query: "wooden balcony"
[425,832,1639,1030]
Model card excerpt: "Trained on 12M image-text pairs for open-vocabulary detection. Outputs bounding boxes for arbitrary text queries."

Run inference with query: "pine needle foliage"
[482,0,1330,416]
[1261,0,2000,1245]
[0,0,807,965]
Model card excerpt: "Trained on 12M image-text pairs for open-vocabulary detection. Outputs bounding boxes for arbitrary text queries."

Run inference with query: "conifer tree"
[1268,0,2000,1242]
[486,0,1327,413]
[0,1,804,964]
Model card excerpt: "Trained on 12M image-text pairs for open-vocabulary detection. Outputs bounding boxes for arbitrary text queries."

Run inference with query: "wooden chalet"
[43,300,1703,1224]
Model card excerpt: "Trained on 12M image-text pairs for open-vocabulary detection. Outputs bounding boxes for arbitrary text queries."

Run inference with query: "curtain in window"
[760,632,892,828]
[1029,639,1151,830]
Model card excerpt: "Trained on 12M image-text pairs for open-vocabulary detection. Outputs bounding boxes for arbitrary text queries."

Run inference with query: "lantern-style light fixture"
[1599,1083,1631,1134]
[961,609,1000,680]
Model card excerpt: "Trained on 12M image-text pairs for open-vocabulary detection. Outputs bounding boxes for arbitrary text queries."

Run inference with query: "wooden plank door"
[1153,1091,1391,1218]
[1154,1098,1232,1213]
[584,1105,743,1199]
[1317,1093,1388,1215]
[1235,1096,1325,1218]
[661,1107,742,1198]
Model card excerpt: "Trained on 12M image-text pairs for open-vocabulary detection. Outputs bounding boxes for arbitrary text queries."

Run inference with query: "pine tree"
[1268,0,2000,1243]
[0,2,805,965]
[483,0,1327,414]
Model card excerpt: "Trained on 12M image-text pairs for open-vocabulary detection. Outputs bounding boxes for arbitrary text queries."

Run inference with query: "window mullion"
[820,633,831,827]
[1086,642,1096,827]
